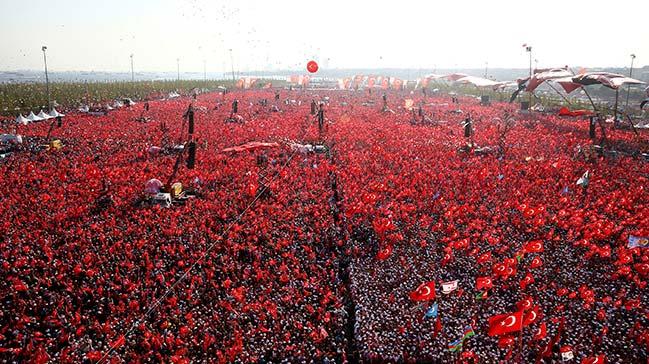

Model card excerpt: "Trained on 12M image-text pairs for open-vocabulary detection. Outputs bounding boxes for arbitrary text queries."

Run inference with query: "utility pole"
[229,49,235,82]
[42,46,51,111]
[625,54,636,109]
[203,59,207,82]
[526,45,533,106]
[130,54,134,82]
[177,58,180,81]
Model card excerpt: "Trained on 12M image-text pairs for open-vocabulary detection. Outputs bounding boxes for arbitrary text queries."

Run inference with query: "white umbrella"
[27,111,43,122]
[37,110,53,119]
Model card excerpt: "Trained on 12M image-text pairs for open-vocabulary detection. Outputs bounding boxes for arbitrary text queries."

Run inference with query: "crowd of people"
[0,87,647,363]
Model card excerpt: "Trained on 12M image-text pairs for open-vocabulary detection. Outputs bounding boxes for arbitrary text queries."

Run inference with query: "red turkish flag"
[476,276,493,290]
[409,281,436,301]
[533,322,547,340]
[530,256,543,269]
[498,336,516,348]
[524,240,544,253]
[581,354,606,364]
[488,311,524,336]
[516,297,534,311]
[523,306,542,326]
[376,245,393,260]
[477,251,492,264]
[520,273,535,290]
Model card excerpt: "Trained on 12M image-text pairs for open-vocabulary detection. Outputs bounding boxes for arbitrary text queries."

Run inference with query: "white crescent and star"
[504,316,517,327]
[418,285,431,297]
[527,311,537,322]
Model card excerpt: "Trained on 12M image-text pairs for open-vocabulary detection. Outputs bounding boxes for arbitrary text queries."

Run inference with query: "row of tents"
[15,109,65,125]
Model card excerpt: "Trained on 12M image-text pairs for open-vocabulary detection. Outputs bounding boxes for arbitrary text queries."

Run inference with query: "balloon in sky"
[307,60,319,73]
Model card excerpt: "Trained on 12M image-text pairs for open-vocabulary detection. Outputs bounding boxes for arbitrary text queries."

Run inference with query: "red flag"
[530,256,543,269]
[376,245,393,260]
[498,336,516,348]
[523,306,542,326]
[581,354,606,364]
[635,263,649,276]
[533,322,547,340]
[516,297,534,311]
[476,276,493,290]
[520,273,535,290]
[524,240,544,253]
[493,263,507,276]
[488,311,524,336]
[409,281,436,301]
[477,251,492,264]
[434,316,442,336]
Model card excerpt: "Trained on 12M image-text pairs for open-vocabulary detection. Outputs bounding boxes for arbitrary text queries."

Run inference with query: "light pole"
[625,53,636,109]
[203,59,207,82]
[130,54,134,82]
[229,49,235,83]
[525,45,532,106]
[42,46,51,111]
[484,61,488,78]
[176,58,180,81]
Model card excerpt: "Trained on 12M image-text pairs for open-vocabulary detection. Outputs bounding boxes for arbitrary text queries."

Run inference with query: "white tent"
[15,114,29,125]
[37,110,53,119]
[455,76,500,88]
[26,111,43,122]
[49,108,65,118]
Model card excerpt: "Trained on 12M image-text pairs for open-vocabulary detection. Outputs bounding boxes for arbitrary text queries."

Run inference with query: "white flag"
[441,280,459,294]
[576,170,590,187]
[561,351,574,361]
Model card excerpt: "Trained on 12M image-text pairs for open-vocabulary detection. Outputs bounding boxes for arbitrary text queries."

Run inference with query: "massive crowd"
[0,87,647,363]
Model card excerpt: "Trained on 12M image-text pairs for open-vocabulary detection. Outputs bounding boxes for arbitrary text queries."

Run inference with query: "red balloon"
[307,60,318,73]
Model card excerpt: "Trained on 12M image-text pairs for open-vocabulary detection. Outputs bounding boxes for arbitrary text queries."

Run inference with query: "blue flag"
[424,302,438,319]
[628,236,649,249]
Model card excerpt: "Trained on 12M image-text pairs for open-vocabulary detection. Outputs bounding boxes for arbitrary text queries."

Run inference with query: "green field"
[0,79,240,117]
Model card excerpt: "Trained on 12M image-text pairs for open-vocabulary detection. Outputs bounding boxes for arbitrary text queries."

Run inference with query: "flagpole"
[517,313,524,364]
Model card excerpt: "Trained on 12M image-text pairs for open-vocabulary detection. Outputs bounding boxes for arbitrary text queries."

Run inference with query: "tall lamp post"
[203,59,207,82]
[625,53,636,109]
[177,58,180,81]
[229,49,235,83]
[130,54,134,82]
[525,45,532,106]
[484,61,488,78]
[42,46,51,111]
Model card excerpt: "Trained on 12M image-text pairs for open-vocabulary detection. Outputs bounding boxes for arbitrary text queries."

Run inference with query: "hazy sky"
[0,0,647,74]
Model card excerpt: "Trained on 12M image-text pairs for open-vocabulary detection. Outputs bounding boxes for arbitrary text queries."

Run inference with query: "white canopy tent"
[15,114,29,125]
[454,75,500,88]
[37,110,53,120]
[26,111,43,122]
[49,108,65,118]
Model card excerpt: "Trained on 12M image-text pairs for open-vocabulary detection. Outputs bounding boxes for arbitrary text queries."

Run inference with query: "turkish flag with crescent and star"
[409,281,436,301]
[488,311,524,336]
